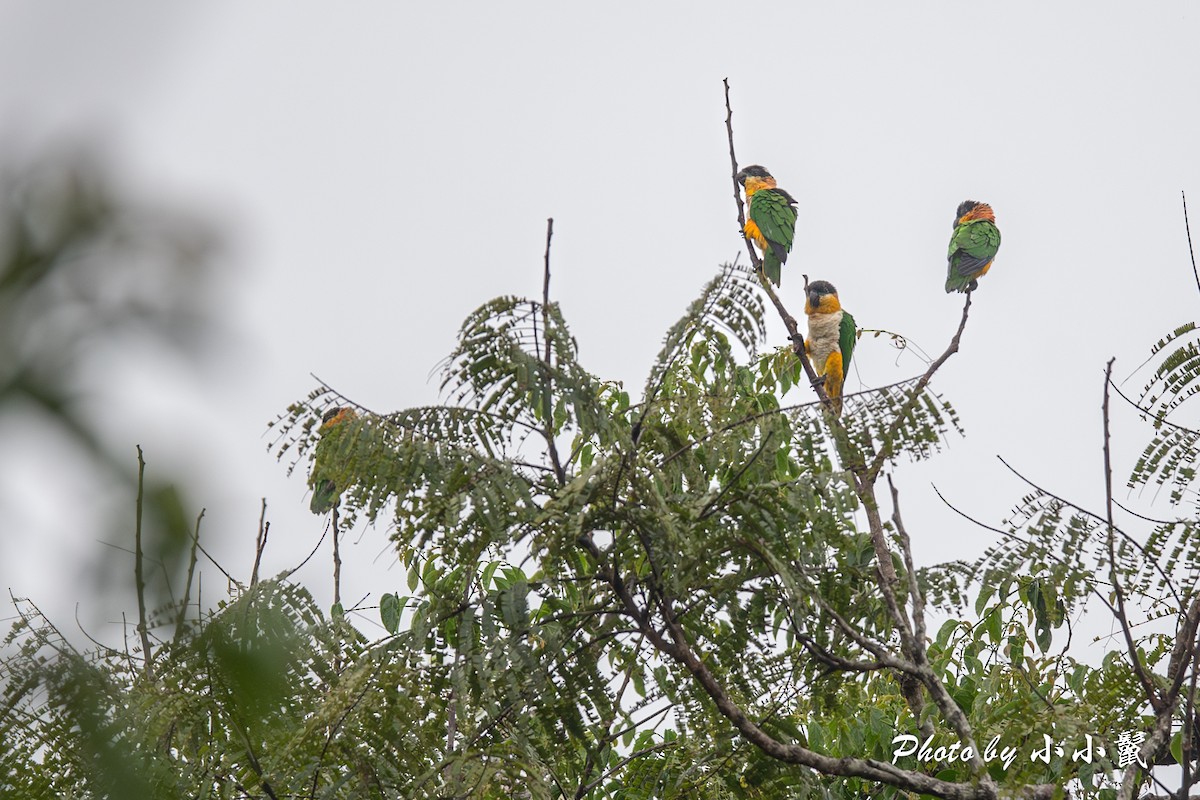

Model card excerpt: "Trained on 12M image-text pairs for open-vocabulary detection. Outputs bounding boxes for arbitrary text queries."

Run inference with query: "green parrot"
[945,200,1001,293]
[804,279,856,417]
[735,164,798,286]
[309,406,359,514]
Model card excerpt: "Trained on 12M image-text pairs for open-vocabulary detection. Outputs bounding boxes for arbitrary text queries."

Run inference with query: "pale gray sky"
[1,2,1198,647]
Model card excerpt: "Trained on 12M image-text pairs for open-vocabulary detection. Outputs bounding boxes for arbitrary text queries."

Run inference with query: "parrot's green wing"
[839,310,857,374]
[310,479,339,515]
[947,220,1001,280]
[749,188,798,259]
[308,409,362,515]
[749,188,797,286]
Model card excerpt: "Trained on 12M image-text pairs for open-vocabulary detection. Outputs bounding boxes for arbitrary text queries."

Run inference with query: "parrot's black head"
[736,164,772,186]
[806,280,840,314]
[322,406,345,423]
[808,279,838,298]
[955,200,995,226]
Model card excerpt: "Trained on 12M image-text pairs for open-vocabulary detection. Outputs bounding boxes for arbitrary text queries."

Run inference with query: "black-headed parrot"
[309,406,359,514]
[945,200,1001,293]
[804,279,856,418]
[735,165,797,286]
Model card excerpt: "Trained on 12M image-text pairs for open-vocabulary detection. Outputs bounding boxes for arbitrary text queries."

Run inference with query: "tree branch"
[1101,358,1163,713]
[1184,190,1199,299]
[133,445,154,680]
[865,291,972,482]
[540,217,566,486]
[722,78,828,405]
[251,498,268,588]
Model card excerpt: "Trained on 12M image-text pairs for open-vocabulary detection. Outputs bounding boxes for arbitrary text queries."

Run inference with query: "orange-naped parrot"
[945,200,1001,293]
[309,406,359,514]
[804,280,856,417]
[736,165,797,286]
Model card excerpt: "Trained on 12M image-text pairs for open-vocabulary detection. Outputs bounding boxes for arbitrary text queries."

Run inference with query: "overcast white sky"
[1,2,1198,649]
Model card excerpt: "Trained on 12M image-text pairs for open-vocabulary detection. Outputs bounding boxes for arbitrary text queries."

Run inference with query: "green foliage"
[1129,322,1200,506]
[262,262,1047,797]
[7,250,1168,797]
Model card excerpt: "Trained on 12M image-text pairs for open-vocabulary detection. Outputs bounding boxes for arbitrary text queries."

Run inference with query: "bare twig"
[251,498,268,588]
[173,508,205,647]
[1184,639,1200,794]
[866,292,972,482]
[542,217,554,364]
[995,453,1182,609]
[888,474,936,741]
[1185,191,1199,298]
[1105,358,1166,717]
[723,79,816,381]
[133,445,154,679]
[540,217,566,486]
[331,505,342,608]
[280,531,327,582]
[307,679,374,799]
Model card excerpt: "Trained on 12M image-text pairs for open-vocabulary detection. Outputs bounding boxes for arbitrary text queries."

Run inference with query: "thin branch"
[866,291,972,482]
[251,498,268,588]
[539,217,567,486]
[888,474,935,740]
[1183,635,1200,793]
[574,632,648,799]
[995,454,1182,609]
[575,740,676,798]
[723,79,827,406]
[542,218,554,365]
[698,431,774,519]
[307,679,374,800]
[1109,375,1200,438]
[133,445,154,680]
[280,531,328,582]
[1185,190,1199,298]
[654,590,1026,797]
[1101,359,1147,706]
[660,374,925,467]
[331,505,342,608]
[173,508,205,647]
[889,474,927,647]
[931,483,1119,619]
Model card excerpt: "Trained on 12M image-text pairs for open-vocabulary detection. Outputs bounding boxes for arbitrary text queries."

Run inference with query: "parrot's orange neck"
[959,204,995,224]
[805,295,842,315]
[743,176,776,197]
[321,408,358,431]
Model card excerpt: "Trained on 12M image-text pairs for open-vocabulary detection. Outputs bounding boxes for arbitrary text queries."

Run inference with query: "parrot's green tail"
[310,479,339,514]
[762,256,782,287]
[944,274,977,293]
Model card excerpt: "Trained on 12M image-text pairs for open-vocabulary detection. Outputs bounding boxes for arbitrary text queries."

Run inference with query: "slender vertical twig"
[1184,191,1199,298]
[1182,641,1200,796]
[543,217,554,365]
[331,505,342,608]
[133,445,154,679]
[540,217,566,485]
[723,79,806,345]
[251,498,268,588]
[173,508,205,647]
[1103,358,1163,713]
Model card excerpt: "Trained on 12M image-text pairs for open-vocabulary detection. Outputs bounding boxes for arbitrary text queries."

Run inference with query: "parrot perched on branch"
[945,200,1001,293]
[804,279,856,417]
[736,165,797,286]
[309,406,359,514]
